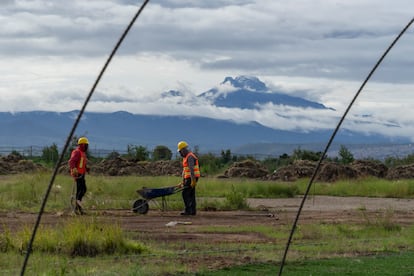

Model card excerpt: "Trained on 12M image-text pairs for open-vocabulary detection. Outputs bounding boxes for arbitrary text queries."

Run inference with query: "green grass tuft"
[4,217,146,256]
[223,184,249,210]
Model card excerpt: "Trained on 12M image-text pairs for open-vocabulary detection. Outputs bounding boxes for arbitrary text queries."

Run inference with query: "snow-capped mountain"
[197,76,332,110]
[0,75,409,157]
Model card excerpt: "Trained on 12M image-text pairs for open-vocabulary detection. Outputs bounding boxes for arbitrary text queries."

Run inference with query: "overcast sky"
[1,0,413,140]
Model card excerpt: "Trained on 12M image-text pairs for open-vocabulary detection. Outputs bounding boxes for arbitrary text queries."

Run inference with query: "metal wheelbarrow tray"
[132,185,183,214]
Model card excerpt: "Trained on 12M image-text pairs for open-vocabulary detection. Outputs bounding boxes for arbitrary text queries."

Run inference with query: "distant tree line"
[8,139,414,175]
[5,136,414,174]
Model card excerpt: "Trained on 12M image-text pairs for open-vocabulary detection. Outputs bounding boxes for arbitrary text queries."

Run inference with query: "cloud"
[0,0,413,141]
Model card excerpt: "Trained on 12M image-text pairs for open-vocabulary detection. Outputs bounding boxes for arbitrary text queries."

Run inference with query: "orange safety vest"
[182,152,200,179]
[71,148,87,174]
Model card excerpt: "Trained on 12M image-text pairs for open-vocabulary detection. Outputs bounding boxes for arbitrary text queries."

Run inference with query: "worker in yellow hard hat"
[177,141,200,216]
[68,137,90,215]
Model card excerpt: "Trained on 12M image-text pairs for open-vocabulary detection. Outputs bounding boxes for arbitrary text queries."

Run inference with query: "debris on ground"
[165,221,192,227]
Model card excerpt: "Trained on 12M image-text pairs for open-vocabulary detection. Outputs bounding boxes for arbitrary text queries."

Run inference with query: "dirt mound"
[60,157,182,177]
[268,160,316,181]
[3,151,413,182]
[0,154,46,174]
[317,162,357,182]
[94,158,182,176]
[222,160,268,178]
[386,164,414,180]
[92,157,146,176]
[351,160,388,178]
[268,161,357,182]
[267,159,390,182]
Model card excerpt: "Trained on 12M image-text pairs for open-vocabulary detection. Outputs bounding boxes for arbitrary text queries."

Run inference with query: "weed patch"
[3,217,146,257]
[359,207,402,232]
[223,185,249,210]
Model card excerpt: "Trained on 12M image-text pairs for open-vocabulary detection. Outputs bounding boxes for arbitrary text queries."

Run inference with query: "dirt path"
[247,196,414,226]
[2,196,413,232]
[248,195,414,212]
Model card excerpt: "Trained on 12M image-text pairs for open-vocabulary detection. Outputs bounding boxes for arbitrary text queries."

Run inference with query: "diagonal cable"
[20,1,151,275]
[278,17,414,276]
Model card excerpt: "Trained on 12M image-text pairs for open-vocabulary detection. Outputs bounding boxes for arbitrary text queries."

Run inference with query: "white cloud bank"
[0,0,413,140]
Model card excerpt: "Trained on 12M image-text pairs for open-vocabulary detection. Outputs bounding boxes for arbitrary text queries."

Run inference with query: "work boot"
[76,200,83,209]
[76,200,85,215]
[180,210,193,215]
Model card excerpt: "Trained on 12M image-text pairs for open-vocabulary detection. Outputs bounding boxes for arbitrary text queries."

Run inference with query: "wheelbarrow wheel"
[132,199,149,214]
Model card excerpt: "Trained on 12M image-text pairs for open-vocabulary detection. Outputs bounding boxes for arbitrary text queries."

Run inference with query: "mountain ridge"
[197,76,333,110]
[0,75,409,157]
[0,110,408,154]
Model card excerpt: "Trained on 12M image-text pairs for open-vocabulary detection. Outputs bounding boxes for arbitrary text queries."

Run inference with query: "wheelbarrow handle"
[176,183,184,188]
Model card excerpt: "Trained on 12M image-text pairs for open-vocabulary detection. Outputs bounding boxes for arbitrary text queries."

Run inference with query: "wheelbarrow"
[132,185,183,214]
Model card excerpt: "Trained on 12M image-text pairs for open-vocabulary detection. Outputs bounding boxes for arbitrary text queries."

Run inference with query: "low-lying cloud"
[0,0,413,141]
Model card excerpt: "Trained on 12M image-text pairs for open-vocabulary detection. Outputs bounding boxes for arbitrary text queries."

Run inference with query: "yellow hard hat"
[78,137,89,145]
[177,141,188,152]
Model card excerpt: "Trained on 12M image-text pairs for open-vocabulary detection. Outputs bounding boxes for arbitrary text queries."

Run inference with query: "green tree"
[152,145,172,161]
[221,149,232,164]
[292,148,323,161]
[41,143,59,163]
[385,153,414,167]
[198,153,222,174]
[338,145,354,164]
[10,150,23,158]
[262,154,293,172]
[106,151,120,160]
[126,145,149,161]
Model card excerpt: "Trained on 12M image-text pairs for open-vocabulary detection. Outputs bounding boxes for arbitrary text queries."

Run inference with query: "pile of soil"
[59,157,182,177]
[0,154,46,175]
[386,164,414,180]
[91,158,182,176]
[267,160,316,181]
[2,152,414,182]
[268,159,395,182]
[351,160,388,178]
[221,160,268,178]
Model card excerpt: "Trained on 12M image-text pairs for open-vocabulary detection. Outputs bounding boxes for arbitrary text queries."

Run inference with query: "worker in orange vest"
[177,141,200,216]
[69,137,90,215]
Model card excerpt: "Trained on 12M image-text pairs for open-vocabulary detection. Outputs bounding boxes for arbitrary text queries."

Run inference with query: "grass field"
[199,251,414,275]
[1,173,414,275]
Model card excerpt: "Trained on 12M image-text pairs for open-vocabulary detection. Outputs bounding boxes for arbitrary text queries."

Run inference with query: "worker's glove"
[191,178,197,188]
[70,168,79,177]
[177,182,184,188]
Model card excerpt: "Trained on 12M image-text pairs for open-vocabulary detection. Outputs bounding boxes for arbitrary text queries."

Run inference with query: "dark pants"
[182,178,197,215]
[76,174,87,201]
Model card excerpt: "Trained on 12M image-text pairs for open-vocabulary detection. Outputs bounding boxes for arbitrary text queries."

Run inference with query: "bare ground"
[2,196,414,273]
[2,196,414,235]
